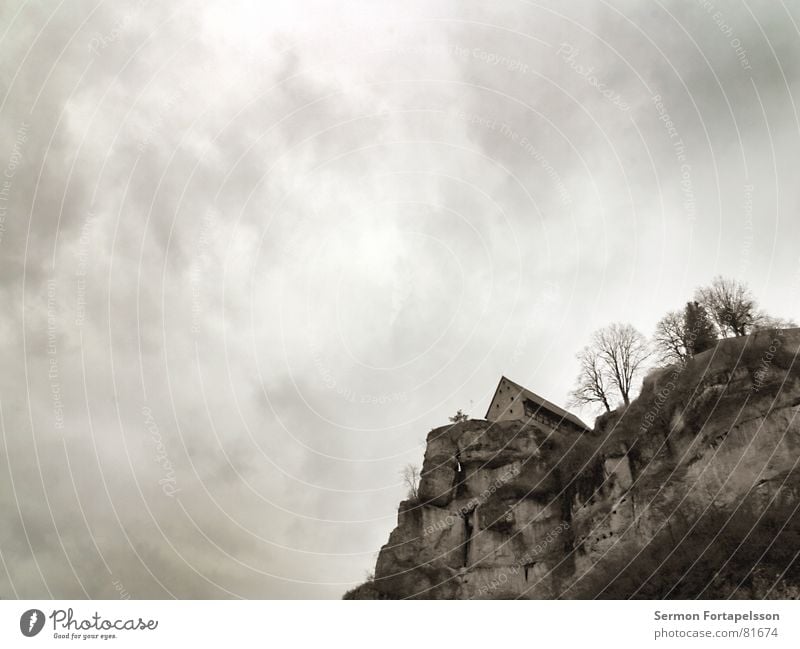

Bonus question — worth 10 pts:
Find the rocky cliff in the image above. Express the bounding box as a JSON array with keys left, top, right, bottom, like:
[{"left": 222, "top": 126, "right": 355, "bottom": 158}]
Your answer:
[{"left": 346, "top": 329, "right": 800, "bottom": 599}]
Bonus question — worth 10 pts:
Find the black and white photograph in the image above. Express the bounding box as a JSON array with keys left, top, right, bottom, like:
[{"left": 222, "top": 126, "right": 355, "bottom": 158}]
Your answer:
[{"left": 1, "top": 0, "right": 800, "bottom": 645}]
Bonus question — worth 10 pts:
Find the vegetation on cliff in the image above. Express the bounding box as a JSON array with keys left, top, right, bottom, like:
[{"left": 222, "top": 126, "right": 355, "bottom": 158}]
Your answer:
[{"left": 346, "top": 328, "right": 800, "bottom": 599}]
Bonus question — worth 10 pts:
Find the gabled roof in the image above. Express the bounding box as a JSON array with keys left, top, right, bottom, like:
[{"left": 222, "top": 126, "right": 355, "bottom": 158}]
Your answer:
[{"left": 486, "top": 375, "right": 591, "bottom": 432}]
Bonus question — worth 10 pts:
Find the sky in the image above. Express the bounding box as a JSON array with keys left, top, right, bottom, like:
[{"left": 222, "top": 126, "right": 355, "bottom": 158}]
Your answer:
[{"left": 1, "top": 0, "right": 799, "bottom": 599}]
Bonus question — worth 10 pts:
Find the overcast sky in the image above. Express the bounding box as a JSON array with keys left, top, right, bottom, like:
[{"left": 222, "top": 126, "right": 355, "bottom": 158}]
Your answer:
[{"left": 1, "top": 0, "right": 799, "bottom": 599}]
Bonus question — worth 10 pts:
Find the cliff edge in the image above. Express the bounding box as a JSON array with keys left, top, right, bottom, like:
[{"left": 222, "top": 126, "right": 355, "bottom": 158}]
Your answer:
[{"left": 346, "top": 329, "right": 800, "bottom": 599}]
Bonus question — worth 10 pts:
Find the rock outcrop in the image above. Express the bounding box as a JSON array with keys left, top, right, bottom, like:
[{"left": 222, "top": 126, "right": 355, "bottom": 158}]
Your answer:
[{"left": 346, "top": 329, "right": 800, "bottom": 599}]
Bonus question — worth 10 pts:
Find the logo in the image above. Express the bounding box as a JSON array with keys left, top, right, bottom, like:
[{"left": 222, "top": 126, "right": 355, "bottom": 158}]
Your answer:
[{"left": 20, "top": 609, "right": 45, "bottom": 637}]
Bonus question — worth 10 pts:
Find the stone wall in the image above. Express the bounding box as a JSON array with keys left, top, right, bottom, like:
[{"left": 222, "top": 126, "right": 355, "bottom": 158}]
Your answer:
[{"left": 346, "top": 329, "right": 800, "bottom": 599}]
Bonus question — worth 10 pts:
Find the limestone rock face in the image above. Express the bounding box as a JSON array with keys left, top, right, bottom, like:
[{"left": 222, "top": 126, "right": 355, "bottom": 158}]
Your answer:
[{"left": 345, "top": 329, "right": 800, "bottom": 599}]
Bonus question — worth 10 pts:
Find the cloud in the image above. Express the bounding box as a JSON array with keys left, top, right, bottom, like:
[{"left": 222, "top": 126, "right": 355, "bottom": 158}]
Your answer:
[{"left": 0, "top": 0, "right": 799, "bottom": 598}]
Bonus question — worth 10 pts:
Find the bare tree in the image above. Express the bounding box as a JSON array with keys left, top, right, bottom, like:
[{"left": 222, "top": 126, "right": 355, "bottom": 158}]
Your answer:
[
  {"left": 569, "top": 345, "right": 613, "bottom": 412},
  {"left": 654, "top": 302, "right": 717, "bottom": 363},
  {"left": 400, "top": 463, "right": 420, "bottom": 500},
  {"left": 653, "top": 310, "right": 689, "bottom": 364},
  {"left": 695, "top": 276, "right": 757, "bottom": 337},
  {"left": 753, "top": 312, "right": 798, "bottom": 331},
  {"left": 592, "top": 323, "right": 651, "bottom": 406}
]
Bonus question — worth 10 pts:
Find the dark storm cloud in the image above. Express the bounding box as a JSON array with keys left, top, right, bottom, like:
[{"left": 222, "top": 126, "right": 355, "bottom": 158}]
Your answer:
[{"left": 0, "top": 0, "right": 799, "bottom": 598}]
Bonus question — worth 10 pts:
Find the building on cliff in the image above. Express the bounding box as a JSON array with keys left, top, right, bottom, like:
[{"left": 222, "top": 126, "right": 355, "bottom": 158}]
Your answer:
[
  {"left": 486, "top": 376, "right": 590, "bottom": 434},
  {"left": 346, "top": 329, "right": 800, "bottom": 599}
]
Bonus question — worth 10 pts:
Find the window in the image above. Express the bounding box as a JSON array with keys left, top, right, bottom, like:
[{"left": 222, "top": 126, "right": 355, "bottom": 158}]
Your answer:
[
  {"left": 523, "top": 398, "right": 537, "bottom": 417},
  {"left": 524, "top": 398, "right": 560, "bottom": 428}
]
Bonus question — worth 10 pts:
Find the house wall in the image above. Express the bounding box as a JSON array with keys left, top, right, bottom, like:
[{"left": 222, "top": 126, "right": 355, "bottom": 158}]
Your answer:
[
  {"left": 487, "top": 378, "right": 583, "bottom": 433},
  {"left": 486, "top": 378, "right": 530, "bottom": 422}
]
